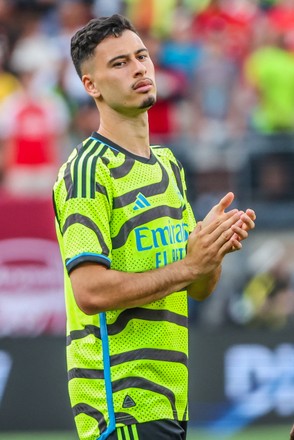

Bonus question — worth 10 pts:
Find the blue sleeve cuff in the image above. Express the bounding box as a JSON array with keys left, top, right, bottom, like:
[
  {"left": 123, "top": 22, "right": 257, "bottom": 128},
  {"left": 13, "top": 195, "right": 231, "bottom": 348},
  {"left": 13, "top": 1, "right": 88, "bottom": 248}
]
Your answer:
[{"left": 65, "top": 252, "right": 111, "bottom": 274}]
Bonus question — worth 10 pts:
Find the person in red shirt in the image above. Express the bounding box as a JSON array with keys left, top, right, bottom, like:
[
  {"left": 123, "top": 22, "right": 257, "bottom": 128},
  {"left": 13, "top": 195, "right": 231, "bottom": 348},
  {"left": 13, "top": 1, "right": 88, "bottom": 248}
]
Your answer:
[
  {"left": 192, "top": 0, "right": 258, "bottom": 63},
  {"left": 267, "top": 0, "right": 294, "bottom": 51},
  {"left": 0, "top": 39, "right": 70, "bottom": 197}
]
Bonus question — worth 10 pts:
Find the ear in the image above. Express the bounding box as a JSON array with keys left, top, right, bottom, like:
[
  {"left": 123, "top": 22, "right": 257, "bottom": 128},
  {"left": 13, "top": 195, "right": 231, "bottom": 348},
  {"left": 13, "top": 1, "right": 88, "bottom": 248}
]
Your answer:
[{"left": 82, "top": 74, "right": 101, "bottom": 99}]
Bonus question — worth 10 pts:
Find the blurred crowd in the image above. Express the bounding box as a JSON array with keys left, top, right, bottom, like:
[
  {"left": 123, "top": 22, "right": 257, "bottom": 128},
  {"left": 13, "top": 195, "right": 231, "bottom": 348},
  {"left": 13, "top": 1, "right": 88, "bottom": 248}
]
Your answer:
[
  {"left": 1, "top": 0, "right": 294, "bottom": 196},
  {"left": 0, "top": 0, "right": 294, "bottom": 329}
]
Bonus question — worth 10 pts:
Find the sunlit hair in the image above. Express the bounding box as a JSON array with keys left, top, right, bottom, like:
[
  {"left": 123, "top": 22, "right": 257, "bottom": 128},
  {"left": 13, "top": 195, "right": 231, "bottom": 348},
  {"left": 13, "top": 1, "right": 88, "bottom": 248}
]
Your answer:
[{"left": 71, "top": 14, "right": 138, "bottom": 79}]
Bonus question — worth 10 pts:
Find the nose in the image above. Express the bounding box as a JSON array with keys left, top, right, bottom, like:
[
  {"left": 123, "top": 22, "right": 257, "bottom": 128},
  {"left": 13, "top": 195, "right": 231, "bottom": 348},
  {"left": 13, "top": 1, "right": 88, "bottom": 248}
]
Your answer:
[{"left": 132, "top": 58, "right": 147, "bottom": 76}]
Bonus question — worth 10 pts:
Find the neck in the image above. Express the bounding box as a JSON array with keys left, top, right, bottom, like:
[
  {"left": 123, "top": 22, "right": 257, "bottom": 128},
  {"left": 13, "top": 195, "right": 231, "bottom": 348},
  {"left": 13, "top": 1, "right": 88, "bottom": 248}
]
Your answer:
[{"left": 97, "top": 107, "right": 151, "bottom": 158}]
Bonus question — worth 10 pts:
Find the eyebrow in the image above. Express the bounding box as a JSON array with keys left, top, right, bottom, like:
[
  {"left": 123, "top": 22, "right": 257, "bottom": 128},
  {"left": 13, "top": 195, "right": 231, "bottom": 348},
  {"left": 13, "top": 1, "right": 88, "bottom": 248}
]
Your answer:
[{"left": 107, "top": 48, "right": 148, "bottom": 66}]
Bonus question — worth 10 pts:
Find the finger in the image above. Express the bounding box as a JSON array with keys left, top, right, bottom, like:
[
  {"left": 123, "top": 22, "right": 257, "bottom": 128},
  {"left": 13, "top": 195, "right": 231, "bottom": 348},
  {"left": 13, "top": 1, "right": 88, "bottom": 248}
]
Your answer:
[
  {"left": 207, "top": 219, "right": 241, "bottom": 255},
  {"left": 206, "top": 211, "right": 242, "bottom": 241},
  {"left": 230, "top": 239, "right": 243, "bottom": 252},
  {"left": 219, "top": 233, "right": 243, "bottom": 256},
  {"left": 245, "top": 208, "right": 256, "bottom": 221},
  {"left": 216, "top": 192, "right": 235, "bottom": 213},
  {"left": 231, "top": 224, "right": 249, "bottom": 241},
  {"left": 199, "top": 213, "right": 243, "bottom": 258},
  {"left": 242, "top": 210, "right": 256, "bottom": 223},
  {"left": 240, "top": 212, "right": 256, "bottom": 231},
  {"left": 212, "top": 210, "right": 251, "bottom": 252},
  {"left": 202, "top": 210, "right": 241, "bottom": 236}
]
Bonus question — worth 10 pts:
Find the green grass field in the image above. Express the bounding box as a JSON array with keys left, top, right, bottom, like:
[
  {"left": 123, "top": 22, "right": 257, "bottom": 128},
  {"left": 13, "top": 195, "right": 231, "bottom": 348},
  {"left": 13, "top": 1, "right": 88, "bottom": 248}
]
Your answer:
[{"left": 0, "top": 425, "right": 291, "bottom": 440}]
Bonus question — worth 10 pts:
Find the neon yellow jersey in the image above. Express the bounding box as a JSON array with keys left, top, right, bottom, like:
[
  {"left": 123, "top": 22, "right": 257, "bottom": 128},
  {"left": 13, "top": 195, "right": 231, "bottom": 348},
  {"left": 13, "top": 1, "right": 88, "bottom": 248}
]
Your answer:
[{"left": 53, "top": 132, "right": 196, "bottom": 440}]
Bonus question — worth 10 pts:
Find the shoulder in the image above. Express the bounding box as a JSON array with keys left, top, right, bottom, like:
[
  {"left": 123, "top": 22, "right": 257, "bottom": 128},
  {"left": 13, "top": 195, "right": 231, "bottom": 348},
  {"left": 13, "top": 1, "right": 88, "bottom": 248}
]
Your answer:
[
  {"left": 151, "top": 144, "right": 180, "bottom": 163},
  {"left": 63, "top": 136, "right": 112, "bottom": 173},
  {"left": 151, "top": 145, "right": 183, "bottom": 169},
  {"left": 53, "top": 136, "right": 111, "bottom": 198}
]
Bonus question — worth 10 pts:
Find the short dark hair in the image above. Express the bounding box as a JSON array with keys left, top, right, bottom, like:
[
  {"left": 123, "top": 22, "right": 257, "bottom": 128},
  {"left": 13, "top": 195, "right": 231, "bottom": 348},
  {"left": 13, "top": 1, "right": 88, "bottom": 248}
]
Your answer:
[{"left": 71, "top": 14, "right": 138, "bottom": 79}]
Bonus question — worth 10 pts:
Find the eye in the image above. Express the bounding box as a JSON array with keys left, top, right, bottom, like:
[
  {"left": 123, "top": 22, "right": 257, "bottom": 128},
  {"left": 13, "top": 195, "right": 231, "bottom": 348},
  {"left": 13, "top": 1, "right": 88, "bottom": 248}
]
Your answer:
[
  {"left": 137, "top": 53, "right": 148, "bottom": 61},
  {"left": 113, "top": 61, "right": 126, "bottom": 68}
]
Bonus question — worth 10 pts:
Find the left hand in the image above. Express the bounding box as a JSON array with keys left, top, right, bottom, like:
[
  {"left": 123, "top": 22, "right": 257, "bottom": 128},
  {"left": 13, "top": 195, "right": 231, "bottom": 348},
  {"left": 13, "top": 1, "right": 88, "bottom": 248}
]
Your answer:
[
  {"left": 201, "top": 192, "right": 256, "bottom": 253},
  {"left": 230, "top": 208, "right": 256, "bottom": 252}
]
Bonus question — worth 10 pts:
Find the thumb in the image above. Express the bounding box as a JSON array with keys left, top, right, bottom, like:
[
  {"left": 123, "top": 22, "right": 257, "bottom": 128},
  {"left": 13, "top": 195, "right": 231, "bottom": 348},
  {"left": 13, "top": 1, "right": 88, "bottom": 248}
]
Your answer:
[
  {"left": 202, "top": 192, "right": 235, "bottom": 227},
  {"left": 216, "top": 192, "right": 235, "bottom": 213}
]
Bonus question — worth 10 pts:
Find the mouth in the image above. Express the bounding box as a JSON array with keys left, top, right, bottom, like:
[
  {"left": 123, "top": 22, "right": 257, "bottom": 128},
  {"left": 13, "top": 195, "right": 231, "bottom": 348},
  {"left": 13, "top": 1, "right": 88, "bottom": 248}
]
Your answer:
[{"left": 132, "top": 78, "right": 153, "bottom": 93}]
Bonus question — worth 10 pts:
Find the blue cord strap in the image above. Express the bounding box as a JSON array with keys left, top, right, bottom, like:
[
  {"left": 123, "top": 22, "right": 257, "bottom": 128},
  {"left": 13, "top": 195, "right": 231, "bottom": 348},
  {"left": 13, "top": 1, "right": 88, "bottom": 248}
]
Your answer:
[{"left": 97, "top": 312, "right": 116, "bottom": 440}]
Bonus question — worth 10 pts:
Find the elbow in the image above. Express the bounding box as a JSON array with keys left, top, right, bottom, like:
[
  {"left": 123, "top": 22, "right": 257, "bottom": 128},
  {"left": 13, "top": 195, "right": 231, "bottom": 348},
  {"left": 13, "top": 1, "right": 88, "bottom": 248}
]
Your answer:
[
  {"left": 77, "top": 302, "right": 99, "bottom": 315},
  {"left": 187, "top": 283, "right": 216, "bottom": 302},
  {"left": 74, "top": 289, "right": 108, "bottom": 315},
  {"left": 188, "top": 290, "right": 213, "bottom": 302},
  {"left": 69, "top": 263, "right": 112, "bottom": 315}
]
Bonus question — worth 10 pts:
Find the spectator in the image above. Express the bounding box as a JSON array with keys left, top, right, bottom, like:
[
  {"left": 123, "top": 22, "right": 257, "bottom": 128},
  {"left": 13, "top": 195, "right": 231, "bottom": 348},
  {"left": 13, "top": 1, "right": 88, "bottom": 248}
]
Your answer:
[
  {"left": 228, "top": 239, "right": 294, "bottom": 329},
  {"left": 0, "top": 35, "right": 20, "bottom": 185},
  {"left": 192, "top": 0, "right": 258, "bottom": 64},
  {"left": 190, "top": 19, "right": 243, "bottom": 151},
  {"left": 0, "top": 35, "right": 70, "bottom": 197},
  {"left": 159, "top": 12, "right": 202, "bottom": 86},
  {"left": 92, "top": 0, "right": 125, "bottom": 16},
  {"left": 0, "top": 36, "right": 20, "bottom": 104},
  {"left": 243, "top": 21, "right": 294, "bottom": 134},
  {"left": 124, "top": 0, "right": 178, "bottom": 37},
  {"left": 143, "top": 32, "right": 189, "bottom": 145},
  {"left": 267, "top": 0, "right": 294, "bottom": 52},
  {"left": 52, "top": 0, "right": 94, "bottom": 109},
  {"left": 71, "top": 100, "right": 100, "bottom": 144}
]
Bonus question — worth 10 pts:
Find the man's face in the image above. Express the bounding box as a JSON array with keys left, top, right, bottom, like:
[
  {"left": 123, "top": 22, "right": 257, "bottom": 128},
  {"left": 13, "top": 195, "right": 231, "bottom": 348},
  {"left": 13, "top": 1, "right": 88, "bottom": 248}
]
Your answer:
[{"left": 82, "top": 30, "right": 157, "bottom": 116}]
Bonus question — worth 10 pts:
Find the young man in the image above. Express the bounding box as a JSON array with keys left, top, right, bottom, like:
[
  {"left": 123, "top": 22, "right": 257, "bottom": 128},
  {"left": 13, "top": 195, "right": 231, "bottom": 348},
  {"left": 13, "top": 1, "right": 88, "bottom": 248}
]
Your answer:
[{"left": 53, "top": 14, "right": 256, "bottom": 440}]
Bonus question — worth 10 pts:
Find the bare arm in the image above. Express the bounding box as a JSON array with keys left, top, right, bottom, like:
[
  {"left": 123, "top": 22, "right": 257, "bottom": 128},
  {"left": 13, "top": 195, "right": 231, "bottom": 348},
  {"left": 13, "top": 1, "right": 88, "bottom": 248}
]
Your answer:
[
  {"left": 70, "top": 193, "right": 256, "bottom": 315},
  {"left": 70, "top": 257, "right": 203, "bottom": 315}
]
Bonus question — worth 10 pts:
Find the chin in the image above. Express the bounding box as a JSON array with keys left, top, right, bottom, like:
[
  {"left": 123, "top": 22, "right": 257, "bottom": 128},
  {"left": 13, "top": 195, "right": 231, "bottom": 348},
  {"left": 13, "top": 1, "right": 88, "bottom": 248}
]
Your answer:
[{"left": 140, "top": 95, "right": 156, "bottom": 109}]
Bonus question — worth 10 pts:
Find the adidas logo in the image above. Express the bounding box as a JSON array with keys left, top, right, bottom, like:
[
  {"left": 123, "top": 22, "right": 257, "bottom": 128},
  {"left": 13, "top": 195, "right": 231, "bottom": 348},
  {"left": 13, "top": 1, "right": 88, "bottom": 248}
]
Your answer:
[
  {"left": 122, "top": 395, "right": 136, "bottom": 408},
  {"left": 133, "top": 193, "right": 151, "bottom": 211}
]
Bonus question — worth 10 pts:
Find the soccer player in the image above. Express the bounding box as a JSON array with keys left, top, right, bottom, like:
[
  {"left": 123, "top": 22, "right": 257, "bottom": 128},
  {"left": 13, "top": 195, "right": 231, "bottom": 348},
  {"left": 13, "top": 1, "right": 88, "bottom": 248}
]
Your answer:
[{"left": 53, "top": 14, "right": 256, "bottom": 440}]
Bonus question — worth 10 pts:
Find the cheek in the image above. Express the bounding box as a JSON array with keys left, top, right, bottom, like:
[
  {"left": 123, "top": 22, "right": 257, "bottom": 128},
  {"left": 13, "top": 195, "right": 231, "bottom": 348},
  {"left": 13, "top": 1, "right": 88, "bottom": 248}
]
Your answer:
[
  {"left": 100, "top": 77, "right": 127, "bottom": 99},
  {"left": 147, "top": 60, "right": 155, "bottom": 76}
]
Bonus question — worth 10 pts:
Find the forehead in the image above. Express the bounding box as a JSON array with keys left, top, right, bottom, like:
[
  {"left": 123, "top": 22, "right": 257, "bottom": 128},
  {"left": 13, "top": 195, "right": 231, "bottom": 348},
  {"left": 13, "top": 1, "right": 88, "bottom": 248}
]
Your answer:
[{"left": 94, "top": 29, "right": 146, "bottom": 63}]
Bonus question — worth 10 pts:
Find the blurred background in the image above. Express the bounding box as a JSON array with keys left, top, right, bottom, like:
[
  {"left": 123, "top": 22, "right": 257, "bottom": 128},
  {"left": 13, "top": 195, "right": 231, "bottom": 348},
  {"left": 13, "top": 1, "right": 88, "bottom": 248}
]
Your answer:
[{"left": 0, "top": 0, "right": 294, "bottom": 439}]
